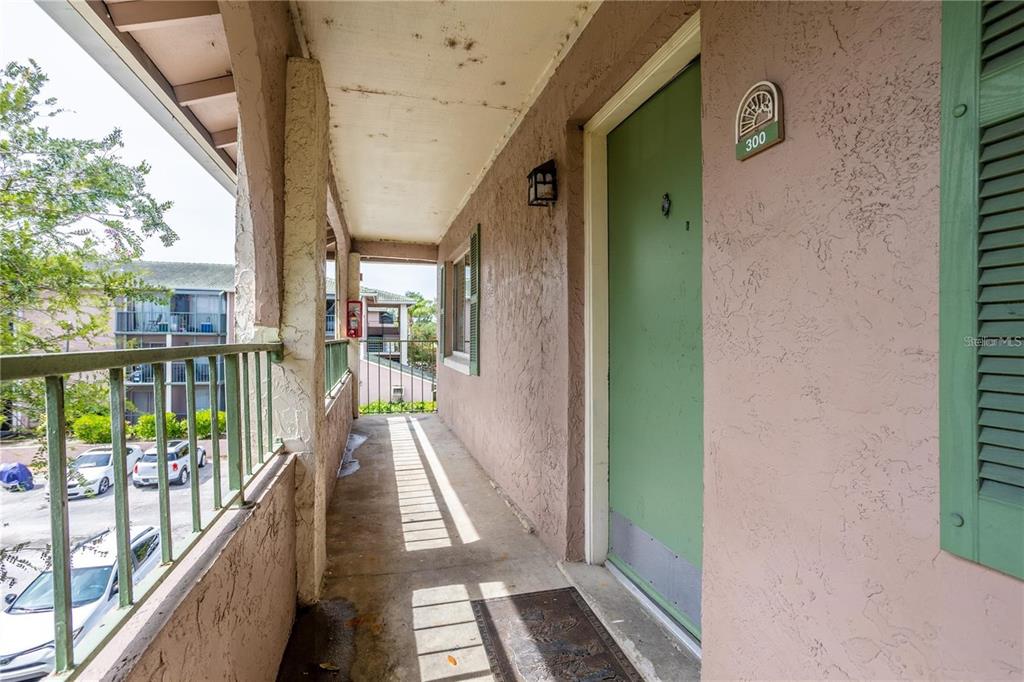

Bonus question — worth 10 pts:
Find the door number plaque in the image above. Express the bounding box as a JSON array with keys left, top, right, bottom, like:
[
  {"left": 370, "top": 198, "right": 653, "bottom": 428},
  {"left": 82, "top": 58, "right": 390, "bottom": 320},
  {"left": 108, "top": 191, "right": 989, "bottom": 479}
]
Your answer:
[{"left": 735, "top": 81, "right": 784, "bottom": 161}]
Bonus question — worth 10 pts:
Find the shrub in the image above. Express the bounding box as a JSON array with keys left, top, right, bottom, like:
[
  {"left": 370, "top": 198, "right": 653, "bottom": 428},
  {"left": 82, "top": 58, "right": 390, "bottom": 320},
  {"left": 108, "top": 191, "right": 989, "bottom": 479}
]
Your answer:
[
  {"left": 194, "top": 410, "right": 226, "bottom": 439},
  {"left": 134, "top": 412, "right": 184, "bottom": 440},
  {"left": 71, "top": 414, "right": 111, "bottom": 443},
  {"left": 359, "top": 400, "right": 436, "bottom": 415}
]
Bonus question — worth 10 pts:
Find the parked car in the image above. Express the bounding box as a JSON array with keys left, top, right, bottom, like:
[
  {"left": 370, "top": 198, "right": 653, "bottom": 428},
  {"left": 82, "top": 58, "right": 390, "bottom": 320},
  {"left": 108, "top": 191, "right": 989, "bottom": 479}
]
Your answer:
[
  {"left": 0, "top": 527, "right": 161, "bottom": 681},
  {"left": 66, "top": 445, "right": 145, "bottom": 499},
  {"left": 132, "top": 440, "right": 205, "bottom": 488}
]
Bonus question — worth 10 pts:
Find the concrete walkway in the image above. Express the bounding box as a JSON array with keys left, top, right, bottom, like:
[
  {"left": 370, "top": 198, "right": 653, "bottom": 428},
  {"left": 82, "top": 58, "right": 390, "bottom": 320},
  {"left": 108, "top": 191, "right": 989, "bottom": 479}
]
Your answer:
[
  {"left": 285, "top": 414, "right": 698, "bottom": 681},
  {"left": 316, "top": 414, "right": 566, "bottom": 681}
]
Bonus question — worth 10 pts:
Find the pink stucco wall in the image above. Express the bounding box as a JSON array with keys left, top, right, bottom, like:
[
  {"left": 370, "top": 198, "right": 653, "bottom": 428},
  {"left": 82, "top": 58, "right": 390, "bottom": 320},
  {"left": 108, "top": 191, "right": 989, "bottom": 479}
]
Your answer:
[
  {"left": 435, "top": 0, "right": 1023, "bottom": 675},
  {"left": 77, "top": 456, "right": 297, "bottom": 680},
  {"left": 700, "top": 1, "right": 1022, "bottom": 677},
  {"left": 437, "top": 1, "right": 698, "bottom": 560}
]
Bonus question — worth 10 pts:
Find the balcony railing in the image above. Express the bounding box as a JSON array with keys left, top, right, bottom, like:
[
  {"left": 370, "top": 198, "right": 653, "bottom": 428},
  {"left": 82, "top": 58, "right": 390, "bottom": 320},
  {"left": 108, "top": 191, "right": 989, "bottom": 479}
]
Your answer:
[
  {"left": 115, "top": 311, "right": 227, "bottom": 335},
  {"left": 125, "top": 358, "right": 225, "bottom": 385},
  {"left": 0, "top": 342, "right": 282, "bottom": 676},
  {"left": 358, "top": 339, "right": 437, "bottom": 413},
  {"left": 325, "top": 339, "right": 349, "bottom": 396}
]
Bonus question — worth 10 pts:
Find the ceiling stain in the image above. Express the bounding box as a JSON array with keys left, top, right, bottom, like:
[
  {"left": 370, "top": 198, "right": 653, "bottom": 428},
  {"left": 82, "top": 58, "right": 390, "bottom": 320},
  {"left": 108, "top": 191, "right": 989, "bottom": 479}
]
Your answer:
[{"left": 336, "top": 85, "right": 519, "bottom": 112}]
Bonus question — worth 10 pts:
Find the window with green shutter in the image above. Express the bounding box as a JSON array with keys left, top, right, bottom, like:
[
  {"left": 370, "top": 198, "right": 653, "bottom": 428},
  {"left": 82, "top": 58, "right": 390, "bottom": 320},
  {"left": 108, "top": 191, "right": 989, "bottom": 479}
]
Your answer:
[
  {"left": 438, "top": 261, "right": 446, "bottom": 357},
  {"left": 439, "top": 225, "right": 480, "bottom": 376},
  {"left": 469, "top": 223, "right": 481, "bottom": 376},
  {"left": 940, "top": 0, "right": 1024, "bottom": 580}
]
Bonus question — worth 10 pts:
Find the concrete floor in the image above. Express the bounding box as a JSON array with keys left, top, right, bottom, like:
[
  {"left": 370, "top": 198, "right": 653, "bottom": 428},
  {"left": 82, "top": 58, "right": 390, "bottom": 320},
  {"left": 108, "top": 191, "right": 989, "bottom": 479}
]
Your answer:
[
  {"left": 295, "top": 414, "right": 699, "bottom": 682},
  {"left": 316, "top": 414, "right": 566, "bottom": 681}
]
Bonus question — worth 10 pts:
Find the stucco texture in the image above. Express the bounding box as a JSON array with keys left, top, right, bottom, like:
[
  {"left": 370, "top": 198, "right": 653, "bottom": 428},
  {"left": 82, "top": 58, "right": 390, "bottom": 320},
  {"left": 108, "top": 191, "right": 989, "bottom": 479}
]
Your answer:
[
  {"left": 280, "top": 57, "right": 331, "bottom": 604},
  {"left": 700, "top": 2, "right": 1022, "bottom": 678},
  {"left": 78, "top": 457, "right": 297, "bottom": 681},
  {"left": 438, "top": 1, "right": 698, "bottom": 561}
]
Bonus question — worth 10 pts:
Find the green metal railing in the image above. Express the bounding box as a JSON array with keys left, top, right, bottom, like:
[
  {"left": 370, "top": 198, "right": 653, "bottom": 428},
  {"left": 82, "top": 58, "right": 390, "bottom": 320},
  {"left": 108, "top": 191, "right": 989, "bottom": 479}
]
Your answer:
[
  {"left": 0, "top": 342, "right": 283, "bottom": 675},
  {"left": 357, "top": 339, "right": 437, "bottom": 413},
  {"left": 325, "top": 339, "right": 349, "bottom": 396}
]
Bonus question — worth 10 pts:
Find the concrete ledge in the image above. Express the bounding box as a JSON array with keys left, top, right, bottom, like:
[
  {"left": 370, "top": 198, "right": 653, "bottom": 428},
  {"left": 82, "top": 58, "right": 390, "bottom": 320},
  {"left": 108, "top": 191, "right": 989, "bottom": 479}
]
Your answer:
[
  {"left": 75, "top": 454, "right": 298, "bottom": 681},
  {"left": 558, "top": 561, "right": 701, "bottom": 681}
]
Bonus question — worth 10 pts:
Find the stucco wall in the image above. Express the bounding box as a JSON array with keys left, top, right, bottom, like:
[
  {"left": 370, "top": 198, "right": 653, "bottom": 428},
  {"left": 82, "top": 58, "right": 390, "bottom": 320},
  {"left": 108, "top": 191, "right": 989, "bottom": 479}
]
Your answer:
[
  {"left": 700, "top": 2, "right": 1022, "bottom": 678},
  {"left": 437, "top": 1, "right": 698, "bottom": 560},
  {"left": 323, "top": 376, "right": 354, "bottom": 505},
  {"left": 78, "top": 456, "right": 297, "bottom": 681}
]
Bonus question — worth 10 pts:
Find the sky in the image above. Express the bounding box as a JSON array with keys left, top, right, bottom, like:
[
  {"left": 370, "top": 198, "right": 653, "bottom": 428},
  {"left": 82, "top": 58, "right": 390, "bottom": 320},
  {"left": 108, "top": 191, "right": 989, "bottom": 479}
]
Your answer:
[{"left": 0, "top": 1, "right": 436, "bottom": 300}]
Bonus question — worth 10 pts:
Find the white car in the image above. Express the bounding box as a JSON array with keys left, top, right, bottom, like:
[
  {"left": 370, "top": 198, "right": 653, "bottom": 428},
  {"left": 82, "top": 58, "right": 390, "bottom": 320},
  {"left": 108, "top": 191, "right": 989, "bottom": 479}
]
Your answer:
[
  {"left": 66, "top": 445, "right": 145, "bottom": 499},
  {"left": 132, "top": 440, "right": 206, "bottom": 488},
  {"left": 0, "top": 527, "right": 161, "bottom": 681}
]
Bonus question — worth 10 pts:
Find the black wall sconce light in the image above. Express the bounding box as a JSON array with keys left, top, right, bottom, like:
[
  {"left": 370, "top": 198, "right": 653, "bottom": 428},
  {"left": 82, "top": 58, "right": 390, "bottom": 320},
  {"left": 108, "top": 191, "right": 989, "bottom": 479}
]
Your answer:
[{"left": 527, "top": 160, "right": 557, "bottom": 206}]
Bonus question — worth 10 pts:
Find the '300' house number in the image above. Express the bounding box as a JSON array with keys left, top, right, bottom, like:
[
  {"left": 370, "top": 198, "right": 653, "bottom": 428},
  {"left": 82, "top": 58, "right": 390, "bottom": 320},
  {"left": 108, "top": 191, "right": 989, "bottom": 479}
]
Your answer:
[{"left": 735, "top": 81, "right": 784, "bottom": 161}]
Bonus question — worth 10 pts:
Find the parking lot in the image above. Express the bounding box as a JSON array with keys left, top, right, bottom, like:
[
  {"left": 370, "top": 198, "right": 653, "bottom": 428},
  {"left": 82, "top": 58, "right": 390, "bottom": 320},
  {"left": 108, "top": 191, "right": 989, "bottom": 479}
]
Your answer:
[{"left": 1, "top": 438, "right": 236, "bottom": 597}]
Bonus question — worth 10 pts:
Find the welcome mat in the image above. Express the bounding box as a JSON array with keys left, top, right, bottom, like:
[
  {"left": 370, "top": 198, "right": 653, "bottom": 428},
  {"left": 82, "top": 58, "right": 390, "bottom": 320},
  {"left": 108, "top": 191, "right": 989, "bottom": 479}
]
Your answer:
[{"left": 471, "top": 587, "right": 642, "bottom": 681}]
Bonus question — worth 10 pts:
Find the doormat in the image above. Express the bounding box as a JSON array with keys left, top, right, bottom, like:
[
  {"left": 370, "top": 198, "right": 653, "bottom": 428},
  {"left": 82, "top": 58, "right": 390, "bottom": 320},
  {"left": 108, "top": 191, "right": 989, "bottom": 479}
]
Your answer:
[{"left": 471, "top": 587, "right": 641, "bottom": 682}]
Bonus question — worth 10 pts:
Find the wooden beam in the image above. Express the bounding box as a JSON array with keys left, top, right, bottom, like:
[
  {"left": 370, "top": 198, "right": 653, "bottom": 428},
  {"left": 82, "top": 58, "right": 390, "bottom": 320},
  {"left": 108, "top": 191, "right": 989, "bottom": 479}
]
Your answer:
[
  {"left": 211, "top": 128, "right": 238, "bottom": 149},
  {"left": 108, "top": 1, "right": 220, "bottom": 33},
  {"left": 174, "top": 75, "right": 235, "bottom": 106},
  {"left": 351, "top": 239, "right": 438, "bottom": 263}
]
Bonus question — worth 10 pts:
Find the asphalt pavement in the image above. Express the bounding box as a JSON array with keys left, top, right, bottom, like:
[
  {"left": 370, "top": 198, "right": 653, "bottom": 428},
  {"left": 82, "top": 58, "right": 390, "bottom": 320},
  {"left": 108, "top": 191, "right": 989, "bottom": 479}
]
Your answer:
[{"left": 1, "top": 438, "right": 240, "bottom": 596}]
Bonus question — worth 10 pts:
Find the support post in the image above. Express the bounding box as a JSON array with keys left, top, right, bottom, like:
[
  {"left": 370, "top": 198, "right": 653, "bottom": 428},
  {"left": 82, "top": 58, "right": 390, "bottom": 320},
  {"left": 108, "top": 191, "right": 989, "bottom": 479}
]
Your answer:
[{"left": 281, "top": 57, "right": 329, "bottom": 604}]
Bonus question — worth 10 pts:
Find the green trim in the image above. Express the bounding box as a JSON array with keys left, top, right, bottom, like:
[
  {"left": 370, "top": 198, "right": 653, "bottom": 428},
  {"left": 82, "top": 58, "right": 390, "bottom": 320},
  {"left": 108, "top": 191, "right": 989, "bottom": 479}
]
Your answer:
[
  {"left": 0, "top": 342, "right": 282, "bottom": 381},
  {"left": 108, "top": 367, "right": 134, "bottom": 607},
  {"left": 940, "top": 0, "right": 1024, "bottom": 579},
  {"left": 438, "top": 262, "right": 446, "bottom": 358},
  {"left": 45, "top": 376, "right": 74, "bottom": 671},
  {"left": 469, "top": 223, "right": 481, "bottom": 376},
  {"left": 939, "top": 0, "right": 982, "bottom": 563}
]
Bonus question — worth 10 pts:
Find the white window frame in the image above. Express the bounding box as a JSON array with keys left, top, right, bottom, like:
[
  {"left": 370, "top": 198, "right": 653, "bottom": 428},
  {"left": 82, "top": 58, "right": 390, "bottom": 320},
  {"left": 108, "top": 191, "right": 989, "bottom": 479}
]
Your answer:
[{"left": 443, "top": 242, "right": 471, "bottom": 374}]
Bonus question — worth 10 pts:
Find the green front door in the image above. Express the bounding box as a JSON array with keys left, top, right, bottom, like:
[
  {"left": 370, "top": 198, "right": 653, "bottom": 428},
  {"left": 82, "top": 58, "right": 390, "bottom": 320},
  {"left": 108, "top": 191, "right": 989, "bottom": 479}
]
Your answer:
[{"left": 607, "top": 60, "right": 703, "bottom": 639}]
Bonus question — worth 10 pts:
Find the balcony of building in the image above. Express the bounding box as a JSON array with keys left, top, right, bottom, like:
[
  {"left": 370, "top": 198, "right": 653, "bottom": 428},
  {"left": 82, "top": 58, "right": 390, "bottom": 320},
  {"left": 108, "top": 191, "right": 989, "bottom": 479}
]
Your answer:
[{"left": 1, "top": 1, "right": 1020, "bottom": 681}]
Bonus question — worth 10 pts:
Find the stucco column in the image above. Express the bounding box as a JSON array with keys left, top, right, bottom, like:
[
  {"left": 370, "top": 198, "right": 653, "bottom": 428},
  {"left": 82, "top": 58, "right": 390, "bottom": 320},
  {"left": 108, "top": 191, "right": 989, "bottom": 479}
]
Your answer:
[
  {"left": 232, "top": 141, "right": 279, "bottom": 345},
  {"left": 279, "top": 57, "right": 329, "bottom": 604}
]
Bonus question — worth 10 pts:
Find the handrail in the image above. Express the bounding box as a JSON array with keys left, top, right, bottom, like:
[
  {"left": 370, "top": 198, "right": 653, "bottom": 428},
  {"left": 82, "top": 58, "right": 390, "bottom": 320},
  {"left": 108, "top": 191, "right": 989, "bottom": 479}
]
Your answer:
[
  {"left": 0, "top": 342, "right": 282, "bottom": 381},
  {"left": 0, "top": 342, "right": 282, "bottom": 675},
  {"left": 324, "top": 338, "right": 349, "bottom": 396}
]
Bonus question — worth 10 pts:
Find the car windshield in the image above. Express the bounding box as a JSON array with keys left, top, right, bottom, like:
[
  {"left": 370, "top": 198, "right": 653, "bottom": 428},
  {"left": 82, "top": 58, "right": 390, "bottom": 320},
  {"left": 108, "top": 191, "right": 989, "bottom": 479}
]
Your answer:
[
  {"left": 72, "top": 453, "right": 111, "bottom": 468},
  {"left": 141, "top": 453, "right": 159, "bottom": 462},
  {"left": 9, "top": 566, "right": 113, "bottom": 612}
]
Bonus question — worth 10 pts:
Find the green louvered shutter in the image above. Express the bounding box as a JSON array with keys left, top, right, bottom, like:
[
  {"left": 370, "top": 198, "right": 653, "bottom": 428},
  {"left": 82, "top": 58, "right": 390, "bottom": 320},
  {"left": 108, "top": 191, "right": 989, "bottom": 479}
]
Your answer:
[
  {"left": 469, "top": 224, "right": 481, "bottom": 376},
  {"left": 438, "top": 262, "right": 446, "bottom": 360},
  {"left": 941, "top": 0, "right": 1024, "bottom": 579}
]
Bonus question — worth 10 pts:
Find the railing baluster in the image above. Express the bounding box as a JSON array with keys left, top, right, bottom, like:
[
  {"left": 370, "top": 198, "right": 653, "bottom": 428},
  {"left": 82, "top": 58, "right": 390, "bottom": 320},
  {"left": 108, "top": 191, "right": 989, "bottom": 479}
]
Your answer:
[
  {"left": 208, "top": 354, "right": 222, "bottom": 509},
  {"left": 326, "top": 342, "right": 333, "bottom": 392},
  {"left": 254, "top": 352, "right": 264, "bottom": 464},
  {"left": 185, "top": 359, "right": 201, "bottom": 532},
  {"left": 153, "top": 363, "right": 172, "bottom": 562},
  {"left": 266, "top": 352, "right": 274, "bottom": 453},
  {"left": 224, "top": 354, "right": 244, "bottom": 503},
  {"left": 109, "top": 368, "right": 133, "bottom": 607},
  {"left": 44, "top": 376, "right": 73, "bottom": 671},
  {"left": 241, "top": 352, "right": 252, "bottom": 476}
]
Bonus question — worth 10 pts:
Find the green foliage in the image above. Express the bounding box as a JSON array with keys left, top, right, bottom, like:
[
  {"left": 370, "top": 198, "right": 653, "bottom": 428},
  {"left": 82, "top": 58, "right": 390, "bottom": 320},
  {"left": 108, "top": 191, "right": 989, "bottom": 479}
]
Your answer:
[
  {"left": 404, "top": 291, "right": 436, "bottom": 325},
  {"left": 194, "top": 409, "right": 226, "bottom": 439},
  {"left": 20, "top": 379, "right": 133, "bottom": 440},
  {"left": 360, "top": 400, "right": 436, "bottom": 415},
  {"left": 133, "top": 412, "right": 184, "bottom": 440},
  {"left": 1, "top": 60, "right": 175, "bottom": 435},
  {"left": 71, "top": 414, "right": 111, "bottom": 444}
]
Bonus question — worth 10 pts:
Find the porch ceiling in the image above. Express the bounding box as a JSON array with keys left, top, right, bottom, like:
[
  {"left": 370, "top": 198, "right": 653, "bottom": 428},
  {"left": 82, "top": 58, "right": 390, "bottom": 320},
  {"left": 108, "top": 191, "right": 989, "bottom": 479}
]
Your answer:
[{"left": 299, "top": 1, "right": 599, "bottom": 244}]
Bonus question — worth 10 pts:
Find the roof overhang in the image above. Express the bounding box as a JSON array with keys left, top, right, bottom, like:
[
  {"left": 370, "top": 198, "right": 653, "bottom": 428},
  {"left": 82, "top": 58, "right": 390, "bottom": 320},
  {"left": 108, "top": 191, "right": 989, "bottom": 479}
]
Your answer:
[{"left": 38, "top": 0, "right": 236, "bottom": 192}]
